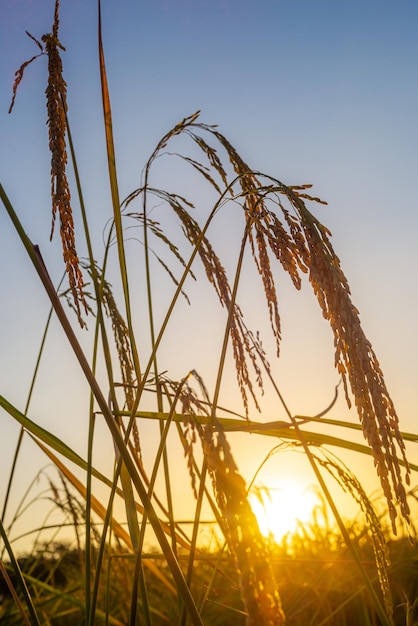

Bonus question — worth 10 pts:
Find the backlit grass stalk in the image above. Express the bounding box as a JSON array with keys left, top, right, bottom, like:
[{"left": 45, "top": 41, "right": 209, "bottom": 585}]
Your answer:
[
  {"left": 67, "top": 103, "right": 144, "bottom": 622},
  {"left": 97, "top": 0, "right": 141, "bottom": 388},
  {"left": 128, "top": 376, "right": 194, "bottom": 626},
  {"left": 135, "top": 142, "right": 180, "bottom": 624},
  {"left": 61, "top": 119, "right": 98, "bottom": 621},
  {"left": 66, "top": 104, "right": 127, "bottom": 621},
  {"left": 180, "top": 458, "right": 209, "bottom": 626},
  {"left": 96, "top": 11, "right": 148, "bottom": 597},
  {"left": 202, "top": 207, "right": 286, "bottom": 623},
  {"left": 314, "top": 450, "right": 393, "bottom": 619},
  {"left": 66, "top": 13, "right": 158, "bottom": 615}
]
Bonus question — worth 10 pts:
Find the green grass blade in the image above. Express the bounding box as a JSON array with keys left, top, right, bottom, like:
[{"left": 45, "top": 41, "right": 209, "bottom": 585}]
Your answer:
[
  {"left": 9, "top": 569, "right": 126, "bottom": 626},
  {"left": 1, "top": 299, "right": 56, "bottom": 525},
  {"left": 0, "top": 560, "right": 32, "bottom": 626},
  {"left": 0, "top": 395, "right": 91, "bottom": 467},
  {"left": 0, "top": 519, "right": 41, "bottom": 625},
  {"left": 97, "top": 0, "right": 141, "bottom": 385},
  {"left": 118, "top": 409, "right": 417, "bottom": 473}
]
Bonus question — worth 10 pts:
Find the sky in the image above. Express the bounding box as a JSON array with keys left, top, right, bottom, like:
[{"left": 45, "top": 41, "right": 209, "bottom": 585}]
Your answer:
[{"left": 0, "top": 0, "right": 417, "bottom": 550}]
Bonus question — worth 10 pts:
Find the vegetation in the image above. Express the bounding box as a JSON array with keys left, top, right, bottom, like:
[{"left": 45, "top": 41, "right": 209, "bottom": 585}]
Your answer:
[
  {"left": 0, "top": 1, "right": 416, "bottom": 624},
  {"left": 1, "top": 488, "right": 418, "bottom": 625}
]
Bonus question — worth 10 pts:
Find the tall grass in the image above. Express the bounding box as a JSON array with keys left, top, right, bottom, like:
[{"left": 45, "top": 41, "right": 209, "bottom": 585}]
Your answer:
[{"left": 0, "top": 1, "right": 415, "bottom": 624}]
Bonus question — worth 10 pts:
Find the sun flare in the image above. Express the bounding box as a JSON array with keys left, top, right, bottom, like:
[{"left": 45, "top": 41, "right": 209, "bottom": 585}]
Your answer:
[{"left": 250, "top": 482, "right": 319, "bottom": 542}]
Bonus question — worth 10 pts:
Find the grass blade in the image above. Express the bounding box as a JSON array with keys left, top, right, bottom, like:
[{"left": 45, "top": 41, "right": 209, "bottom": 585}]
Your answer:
[{"left": 0, "top": 519, "right": 41, "bottom": 625}]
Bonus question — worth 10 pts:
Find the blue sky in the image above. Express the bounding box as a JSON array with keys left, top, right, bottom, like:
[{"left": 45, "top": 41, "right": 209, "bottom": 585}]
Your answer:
[{"left": 1, "top": 0, "right": 417, "bottom": 546}]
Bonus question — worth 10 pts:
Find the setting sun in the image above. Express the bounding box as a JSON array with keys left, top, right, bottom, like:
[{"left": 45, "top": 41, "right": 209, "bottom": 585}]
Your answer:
[{"left": 250, "top": 482, "right": 319, "bottom": 542}]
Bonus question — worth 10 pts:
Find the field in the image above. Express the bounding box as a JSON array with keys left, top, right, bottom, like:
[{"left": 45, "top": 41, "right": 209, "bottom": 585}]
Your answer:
[{"left": 1, "top": 511, "right": 418, "bottom": 624}]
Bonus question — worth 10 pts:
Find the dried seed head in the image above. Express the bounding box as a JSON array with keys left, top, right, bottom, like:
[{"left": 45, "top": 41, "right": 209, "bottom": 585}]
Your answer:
[
  {"left": 9, "top": 0, "right": 87, "bottom": 326},
  {"left": 91, "top": 262, "right": 141, "bottom": 459},
  {"left": 290, "top": 196, "right": 411, "bottom": 532},
  {"left": 203, "top": 425, "right": 286, "bottom": 625},
  {"left": 42, "top": 20, "right": 87, "bottom": 327},
  {"left": 315, "top": 450, "right": 394, "bottom": 623}
]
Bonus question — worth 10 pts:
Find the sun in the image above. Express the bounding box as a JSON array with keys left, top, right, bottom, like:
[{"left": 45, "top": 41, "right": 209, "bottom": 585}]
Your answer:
[{"left": 249, "top": 481, "right": 319, "bottom": 542}]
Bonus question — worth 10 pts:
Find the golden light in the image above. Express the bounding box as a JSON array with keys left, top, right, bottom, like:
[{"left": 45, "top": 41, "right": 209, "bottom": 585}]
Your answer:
[{"left": 250, "top": 481, "right": 319, "bottom": 542}]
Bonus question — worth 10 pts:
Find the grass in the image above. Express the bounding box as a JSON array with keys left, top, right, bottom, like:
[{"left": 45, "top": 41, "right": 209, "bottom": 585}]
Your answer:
[
  {"left": 0, "top": 1, "right": 416, "bottom": 624},
  {"left": 1, "top": 492, "right": 418, "bottom": 625}
]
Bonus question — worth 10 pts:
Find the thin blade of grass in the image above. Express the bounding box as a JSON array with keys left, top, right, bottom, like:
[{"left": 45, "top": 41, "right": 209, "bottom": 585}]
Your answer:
[
  {"left": 97, "top": 0, "right": 141, "bottom": 386},
  {"left": 0, "top": 560, "right": 32, "bottom": 626},
  {"left": 1, "top": 300, "right": 55, "bottom": 524},
  {"left": 11, "top": 570, "right": 126, "bottom": 626},
  {"left": 0, "top": 519, "right": 41, "bottom": 625},
  {"left": 116, "top": 409, "right": 418, "bottom": 472},
  {"left": 0, "top": 394, "right": 91, "bottom": 468}
]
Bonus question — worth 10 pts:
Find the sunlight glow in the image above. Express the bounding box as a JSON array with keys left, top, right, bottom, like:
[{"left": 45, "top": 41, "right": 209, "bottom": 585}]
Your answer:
[{"left": 250, "top": 482, "right": 319, "bottom": 542}]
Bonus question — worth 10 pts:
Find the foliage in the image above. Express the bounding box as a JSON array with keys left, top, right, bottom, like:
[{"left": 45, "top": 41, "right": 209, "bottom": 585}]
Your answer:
[{"left": 1, "top": 518, "right": 418, "bottom": 625}]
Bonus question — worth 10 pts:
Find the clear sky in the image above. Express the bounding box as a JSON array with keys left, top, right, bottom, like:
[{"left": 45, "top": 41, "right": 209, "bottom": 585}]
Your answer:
[{"left": 1, "top": 0, "right": 417, "bottom": 548}]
